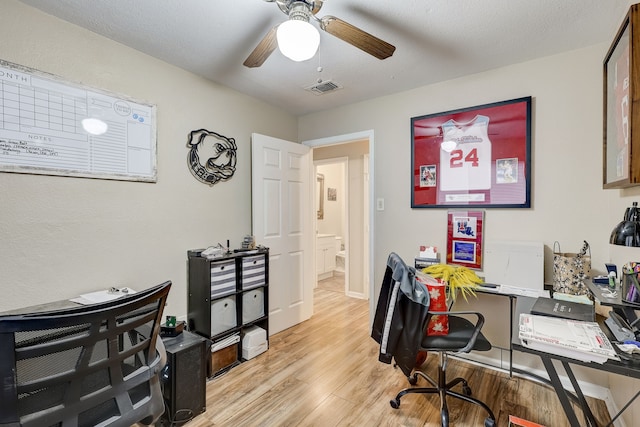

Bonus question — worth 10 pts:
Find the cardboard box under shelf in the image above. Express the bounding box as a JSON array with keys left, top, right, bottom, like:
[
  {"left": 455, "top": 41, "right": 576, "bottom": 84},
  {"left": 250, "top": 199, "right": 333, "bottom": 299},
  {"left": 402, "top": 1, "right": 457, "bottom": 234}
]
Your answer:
[{"left": 209, "top": 336, "right": 240, "bottom": 378}]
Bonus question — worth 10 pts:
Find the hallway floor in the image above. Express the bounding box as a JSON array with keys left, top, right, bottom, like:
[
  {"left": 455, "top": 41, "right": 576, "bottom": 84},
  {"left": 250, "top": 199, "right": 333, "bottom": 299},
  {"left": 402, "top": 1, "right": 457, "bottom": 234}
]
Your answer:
[{"left": 317, "top": 271, "right": 345, "bottom": 294}]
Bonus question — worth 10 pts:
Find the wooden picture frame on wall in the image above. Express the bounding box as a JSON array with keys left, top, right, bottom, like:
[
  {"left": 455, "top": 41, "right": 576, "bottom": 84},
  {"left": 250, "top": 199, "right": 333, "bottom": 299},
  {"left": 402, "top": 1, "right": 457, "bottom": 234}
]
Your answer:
[{"left": 604, "top": 4, "right": 640, "bottom": 188}]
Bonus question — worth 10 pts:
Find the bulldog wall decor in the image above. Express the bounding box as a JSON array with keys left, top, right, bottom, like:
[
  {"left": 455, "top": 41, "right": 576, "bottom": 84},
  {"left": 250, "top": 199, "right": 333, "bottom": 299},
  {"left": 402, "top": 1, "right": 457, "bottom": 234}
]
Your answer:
[{"left": 187, "top": 129, "right": 237, "bottom": 186}]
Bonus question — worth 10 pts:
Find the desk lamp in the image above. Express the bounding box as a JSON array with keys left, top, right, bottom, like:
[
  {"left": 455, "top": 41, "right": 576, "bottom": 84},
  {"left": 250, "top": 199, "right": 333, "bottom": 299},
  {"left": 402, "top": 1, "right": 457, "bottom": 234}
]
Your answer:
[{"left": 610, "top": 202, "right": 640, "bottom": 247}]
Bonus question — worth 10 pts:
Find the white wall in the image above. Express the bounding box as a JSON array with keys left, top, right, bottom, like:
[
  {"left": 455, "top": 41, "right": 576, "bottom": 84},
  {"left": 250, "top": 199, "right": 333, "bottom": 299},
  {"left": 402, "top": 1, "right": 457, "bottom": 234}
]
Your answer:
[
  {"left": 300, "top": 44, "right": 610, "bottom": 292},
  {"left": 0, "top": 1, "right": 298, "bottom": 315},
  {"left": 299, "top": 45, "right": 640, "bottom": 424}
]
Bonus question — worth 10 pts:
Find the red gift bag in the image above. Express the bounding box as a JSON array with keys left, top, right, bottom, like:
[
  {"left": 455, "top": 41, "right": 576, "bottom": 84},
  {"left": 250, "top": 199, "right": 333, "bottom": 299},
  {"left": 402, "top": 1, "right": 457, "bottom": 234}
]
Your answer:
[
  {"left": 424, "top": 278, "right": 449, "bottom": 335},
  {"left": 415, "top": 275, "right": 449, "bottom": 367}
]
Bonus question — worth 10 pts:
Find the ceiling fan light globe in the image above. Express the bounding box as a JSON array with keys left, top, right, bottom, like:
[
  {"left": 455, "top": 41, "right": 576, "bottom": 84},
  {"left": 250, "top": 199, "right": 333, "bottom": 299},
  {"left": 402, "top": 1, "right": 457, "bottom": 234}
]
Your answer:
[{"left": 277, "top": 20, "right": 320, "bottom": 62}]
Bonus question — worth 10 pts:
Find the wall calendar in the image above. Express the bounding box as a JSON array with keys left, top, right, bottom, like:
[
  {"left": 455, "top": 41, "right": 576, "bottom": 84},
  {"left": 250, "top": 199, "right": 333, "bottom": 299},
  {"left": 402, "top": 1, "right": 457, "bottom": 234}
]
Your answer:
[{"left": 0, "top": 59, "right": 157, "bottom": 182}]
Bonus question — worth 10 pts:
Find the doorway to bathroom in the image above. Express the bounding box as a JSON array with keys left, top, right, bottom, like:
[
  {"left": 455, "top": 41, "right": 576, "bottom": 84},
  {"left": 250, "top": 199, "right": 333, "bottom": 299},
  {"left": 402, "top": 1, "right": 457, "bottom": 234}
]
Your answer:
[
  {"left": 313, "top": 139, "right": 369, "bottom": 300},
  {"left": 315, "top": 158, "right": 348, "bottom": 294}
]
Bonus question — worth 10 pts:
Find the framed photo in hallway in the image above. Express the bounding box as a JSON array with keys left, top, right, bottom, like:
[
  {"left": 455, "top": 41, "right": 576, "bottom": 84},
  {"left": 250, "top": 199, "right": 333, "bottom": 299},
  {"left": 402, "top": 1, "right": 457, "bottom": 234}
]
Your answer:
[{"left": 411, "top": 97, "right": 532, "bottom": 208}]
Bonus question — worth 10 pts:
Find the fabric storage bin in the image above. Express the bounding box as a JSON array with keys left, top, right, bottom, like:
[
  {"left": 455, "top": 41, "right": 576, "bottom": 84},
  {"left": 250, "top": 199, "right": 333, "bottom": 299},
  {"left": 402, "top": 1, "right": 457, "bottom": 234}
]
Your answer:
[
  {"left": 242, "top": 326, "right": 268, "bottom": 360},
  {"left": 210, "top": 259, "right": 236, "bottom": 298},
  {"left": 211, "top": 296, "right": 237, "bottom": 336},
  {"left": 242, "top": 288, "right": 265, "bottom": 324},
  {"left": 241, "top": 255, "right": 266, "bottom": 290},
  {"left": 209, "top": 333, "right": 240, "bottom": 377}
]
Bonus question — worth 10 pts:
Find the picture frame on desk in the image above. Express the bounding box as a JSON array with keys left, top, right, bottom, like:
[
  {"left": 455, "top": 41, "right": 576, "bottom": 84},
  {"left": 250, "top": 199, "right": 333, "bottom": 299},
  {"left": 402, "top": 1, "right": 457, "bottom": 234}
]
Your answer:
[
  {"left": 603, "top": 4, "right": 640, "bottom": 188},
  {"left": 411, "top": 97, "right": 532, "bottom": 208}
]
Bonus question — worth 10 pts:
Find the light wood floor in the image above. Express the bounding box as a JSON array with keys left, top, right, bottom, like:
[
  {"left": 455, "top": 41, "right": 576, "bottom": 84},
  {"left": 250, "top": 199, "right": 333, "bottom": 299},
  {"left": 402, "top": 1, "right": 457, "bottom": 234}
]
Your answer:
[{"left": 191, "top": 274, "right": 612, "bottom": 426}]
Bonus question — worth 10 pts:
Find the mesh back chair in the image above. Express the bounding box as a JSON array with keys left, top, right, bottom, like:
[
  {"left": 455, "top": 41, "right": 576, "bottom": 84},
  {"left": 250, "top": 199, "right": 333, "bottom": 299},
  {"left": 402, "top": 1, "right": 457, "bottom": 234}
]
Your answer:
[
  {"left": 0, "top": 281, "right": 171, "bottom": 427},
  {"left": 372, "top": 253, "right": 496, "bottom": 427}
]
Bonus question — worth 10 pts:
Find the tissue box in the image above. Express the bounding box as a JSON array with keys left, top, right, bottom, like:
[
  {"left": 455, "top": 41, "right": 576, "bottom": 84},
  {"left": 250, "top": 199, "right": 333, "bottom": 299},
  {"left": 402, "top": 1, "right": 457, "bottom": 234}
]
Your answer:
[{"left": 242, "top": 326, "right": 268, "bottom": 360}]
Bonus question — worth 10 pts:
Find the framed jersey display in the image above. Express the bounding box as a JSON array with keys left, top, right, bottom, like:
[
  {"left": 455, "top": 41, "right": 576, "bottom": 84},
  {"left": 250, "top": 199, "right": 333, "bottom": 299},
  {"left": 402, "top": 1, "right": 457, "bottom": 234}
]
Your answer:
[
  {"left": 411, "top": 97, "right": 532, "bottom": 208},
  {"left": 603, "top": 4, "right": 640, "bottom": 189}
]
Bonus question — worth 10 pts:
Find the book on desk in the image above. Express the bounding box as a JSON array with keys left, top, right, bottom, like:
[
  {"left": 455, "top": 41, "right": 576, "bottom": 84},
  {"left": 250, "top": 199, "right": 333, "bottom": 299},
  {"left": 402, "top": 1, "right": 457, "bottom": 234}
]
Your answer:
[{"left": 530, "top": 297, "right": 595, "bottom": 322}]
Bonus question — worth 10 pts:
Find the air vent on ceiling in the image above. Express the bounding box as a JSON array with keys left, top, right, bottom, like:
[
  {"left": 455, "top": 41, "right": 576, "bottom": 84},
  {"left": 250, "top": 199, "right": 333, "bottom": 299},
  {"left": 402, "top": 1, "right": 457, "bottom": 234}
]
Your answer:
[{"left": 305, "top": 80, "right": 343, "bottom": 95}]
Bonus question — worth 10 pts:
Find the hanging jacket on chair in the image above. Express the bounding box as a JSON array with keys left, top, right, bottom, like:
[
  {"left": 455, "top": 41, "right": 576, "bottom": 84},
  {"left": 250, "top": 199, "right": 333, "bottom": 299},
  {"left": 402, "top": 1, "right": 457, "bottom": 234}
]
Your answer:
[{"left": 371, "top": 252, "right": 430, "bottom": 377}]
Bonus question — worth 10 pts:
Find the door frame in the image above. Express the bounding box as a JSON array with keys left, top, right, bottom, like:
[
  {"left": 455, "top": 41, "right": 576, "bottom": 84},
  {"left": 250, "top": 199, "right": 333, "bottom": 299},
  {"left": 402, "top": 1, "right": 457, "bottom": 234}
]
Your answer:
[
  {"left": 314, "top": 157, "right": 350, "bottom": 295},
  {"left": 303, "top": 130, "right": 375, "bottom": 321}
]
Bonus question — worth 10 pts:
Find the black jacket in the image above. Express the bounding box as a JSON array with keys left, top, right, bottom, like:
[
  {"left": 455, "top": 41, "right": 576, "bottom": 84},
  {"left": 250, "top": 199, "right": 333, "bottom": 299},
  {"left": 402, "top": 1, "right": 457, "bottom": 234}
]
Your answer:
[{"left": 371, "top": 252, "right": 430, "bottom": 377}]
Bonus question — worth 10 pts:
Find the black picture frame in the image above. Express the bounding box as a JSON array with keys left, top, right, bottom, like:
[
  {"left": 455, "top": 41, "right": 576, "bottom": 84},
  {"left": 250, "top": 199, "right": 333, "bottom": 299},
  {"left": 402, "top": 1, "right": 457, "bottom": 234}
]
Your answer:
[{"left": 411, "top": 97, "right": 532, "bottom": 208}]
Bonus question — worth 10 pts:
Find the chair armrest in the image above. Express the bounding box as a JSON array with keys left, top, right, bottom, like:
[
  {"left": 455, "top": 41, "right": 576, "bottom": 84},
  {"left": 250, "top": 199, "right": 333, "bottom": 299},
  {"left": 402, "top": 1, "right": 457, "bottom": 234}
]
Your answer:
[{"left": 426, "top": 310, "right": 485, "bottom": 353}]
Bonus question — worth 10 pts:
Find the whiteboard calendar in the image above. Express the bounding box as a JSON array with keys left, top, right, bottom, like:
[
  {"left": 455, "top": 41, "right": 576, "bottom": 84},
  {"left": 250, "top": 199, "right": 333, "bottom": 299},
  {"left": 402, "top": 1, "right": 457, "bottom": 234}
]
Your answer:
[{"left": 0, "top": 60, "right": 156, "bottom": 182}]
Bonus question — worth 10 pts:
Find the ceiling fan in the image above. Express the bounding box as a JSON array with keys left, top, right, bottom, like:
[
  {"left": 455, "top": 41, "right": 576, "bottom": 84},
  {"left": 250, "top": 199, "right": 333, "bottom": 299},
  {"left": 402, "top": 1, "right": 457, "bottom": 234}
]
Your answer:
[{"left": 244, "top": 0, "right": 396, "bottom": 67}]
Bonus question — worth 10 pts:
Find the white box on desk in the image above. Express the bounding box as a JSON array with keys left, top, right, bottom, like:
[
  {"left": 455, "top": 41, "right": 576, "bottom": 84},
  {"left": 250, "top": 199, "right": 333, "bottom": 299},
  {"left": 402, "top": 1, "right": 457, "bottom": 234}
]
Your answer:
[{"left": 242, "top": 325, "right": 268, "bottom": 360}]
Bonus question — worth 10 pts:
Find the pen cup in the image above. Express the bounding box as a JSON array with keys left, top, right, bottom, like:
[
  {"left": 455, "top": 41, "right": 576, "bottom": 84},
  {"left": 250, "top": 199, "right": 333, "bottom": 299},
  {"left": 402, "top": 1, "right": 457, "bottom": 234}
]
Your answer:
[{"left": 622, "top": 271, "right": 640, "bottom": 305}]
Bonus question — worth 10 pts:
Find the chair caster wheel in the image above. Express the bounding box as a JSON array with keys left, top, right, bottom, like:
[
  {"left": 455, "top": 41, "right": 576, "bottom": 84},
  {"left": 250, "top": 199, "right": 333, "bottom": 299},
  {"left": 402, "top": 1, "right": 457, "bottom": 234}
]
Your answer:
[
  {"left": 484, "top": 417, "right": 495, "bottom": 427},
  {"left": 408, "top": 375, "right": 418, "bottom": 385},
  {"left": 390, "top": 399, "right": 400, "bottom": 409},
  {"left": 462, "top": 384, "right": 472, "bottom": 396}
]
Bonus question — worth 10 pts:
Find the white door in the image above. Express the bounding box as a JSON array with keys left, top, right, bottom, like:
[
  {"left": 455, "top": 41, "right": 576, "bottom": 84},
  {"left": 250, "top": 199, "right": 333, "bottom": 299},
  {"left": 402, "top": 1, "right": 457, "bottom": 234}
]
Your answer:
[{"left": 251, "top": 133, "right": 313, "bottom": 335}]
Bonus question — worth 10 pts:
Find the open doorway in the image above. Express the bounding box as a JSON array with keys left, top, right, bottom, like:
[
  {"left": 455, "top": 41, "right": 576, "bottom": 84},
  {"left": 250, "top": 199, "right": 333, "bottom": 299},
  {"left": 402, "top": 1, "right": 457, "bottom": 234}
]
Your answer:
[
  {"left": 315, "top": 158, "right": 349, "bottom": 295},
  {"left": 309, "top": 138, "right": 371, "bottom": 300}
]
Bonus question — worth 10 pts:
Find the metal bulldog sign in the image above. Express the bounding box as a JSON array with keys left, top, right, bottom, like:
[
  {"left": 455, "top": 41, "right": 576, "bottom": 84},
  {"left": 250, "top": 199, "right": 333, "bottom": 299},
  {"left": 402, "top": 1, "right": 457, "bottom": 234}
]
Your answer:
[{"left": 187, "top": 129, "right": 237, "bottom": 186}]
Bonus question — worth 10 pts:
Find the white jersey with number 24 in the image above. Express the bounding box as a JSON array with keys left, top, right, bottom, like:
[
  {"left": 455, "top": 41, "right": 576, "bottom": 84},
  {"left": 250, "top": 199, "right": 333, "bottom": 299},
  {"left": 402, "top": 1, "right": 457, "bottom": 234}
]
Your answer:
[{"left": 439, "top": 115, "right": 492, "bottom": 191}]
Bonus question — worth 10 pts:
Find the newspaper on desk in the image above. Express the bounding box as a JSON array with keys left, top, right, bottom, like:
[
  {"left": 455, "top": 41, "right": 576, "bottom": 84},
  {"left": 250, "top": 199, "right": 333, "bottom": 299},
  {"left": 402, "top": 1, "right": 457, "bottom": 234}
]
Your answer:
[{"left": 518, "top": 313, "right": 618, "bottom": 364}]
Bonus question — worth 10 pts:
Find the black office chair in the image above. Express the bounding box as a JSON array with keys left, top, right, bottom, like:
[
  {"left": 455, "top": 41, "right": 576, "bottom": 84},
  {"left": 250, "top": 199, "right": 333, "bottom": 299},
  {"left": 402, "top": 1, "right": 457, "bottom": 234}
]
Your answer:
[
  {"left": 0, "top": 281, "right": 171, "bottom": 427},
  {"left": 372, "top": 253, "right": 495, "bottom": 427}
]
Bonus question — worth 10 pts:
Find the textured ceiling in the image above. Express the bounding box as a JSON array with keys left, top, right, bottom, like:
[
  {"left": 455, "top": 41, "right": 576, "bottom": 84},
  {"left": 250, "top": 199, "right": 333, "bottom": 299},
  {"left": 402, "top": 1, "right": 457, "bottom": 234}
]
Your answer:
[{"left": 18, "top": 0, "right": 632, "bottom": 116}]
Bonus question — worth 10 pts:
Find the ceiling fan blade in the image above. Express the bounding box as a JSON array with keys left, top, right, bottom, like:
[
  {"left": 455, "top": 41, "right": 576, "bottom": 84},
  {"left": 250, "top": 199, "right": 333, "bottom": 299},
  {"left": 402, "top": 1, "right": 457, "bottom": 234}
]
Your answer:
[
  {"left": 320, "top": 16, "right": 395, "bottom": 60},
  {"left": 243, "top": 25, "right": 278, "bottom": 68},
  {"left": 311, "top": 0, "right": 323, "bottom": 15}
]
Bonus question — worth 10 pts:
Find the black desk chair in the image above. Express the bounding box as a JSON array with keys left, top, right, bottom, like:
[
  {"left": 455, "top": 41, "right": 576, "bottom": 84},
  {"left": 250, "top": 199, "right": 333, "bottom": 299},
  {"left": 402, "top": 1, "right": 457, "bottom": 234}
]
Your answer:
[
  {"left": 0, "top": 281, "right": 171, "bottom": 427},
  {"left": 372, "top": 253, "right": 496, "bottom": 427}
]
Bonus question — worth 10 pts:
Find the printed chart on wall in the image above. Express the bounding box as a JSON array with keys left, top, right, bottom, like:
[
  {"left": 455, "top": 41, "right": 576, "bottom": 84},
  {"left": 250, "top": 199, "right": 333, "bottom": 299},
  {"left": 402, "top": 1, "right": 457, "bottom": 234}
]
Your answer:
[{"left": 0, "top": 60, "right": 157, "bottom": 182}]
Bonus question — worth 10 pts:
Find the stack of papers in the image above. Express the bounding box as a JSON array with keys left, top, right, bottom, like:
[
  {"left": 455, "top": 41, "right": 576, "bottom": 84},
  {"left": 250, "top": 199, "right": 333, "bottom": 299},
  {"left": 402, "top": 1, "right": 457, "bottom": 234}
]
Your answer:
[
  {"left": 70, "top": 288, "right": 136, "bottom": 305},
  {"left": 518, "top": 313, "right": 618, "bottom": 364}
]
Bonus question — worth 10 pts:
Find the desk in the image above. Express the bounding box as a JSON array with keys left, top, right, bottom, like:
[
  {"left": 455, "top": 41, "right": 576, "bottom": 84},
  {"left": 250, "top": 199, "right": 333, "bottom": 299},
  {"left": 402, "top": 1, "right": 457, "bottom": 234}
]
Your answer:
[
  {"left": 587, "top": 280, "right": 640, "bottom": 327},
  {"left": 453, "top": 285, "right": 549, "bottom": 374},
  {"left": 512, "top": 296, "right": 640, "bottom": 427},
  {"left": 451, "top": 287, "right": 517, "bottom": 373}
]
